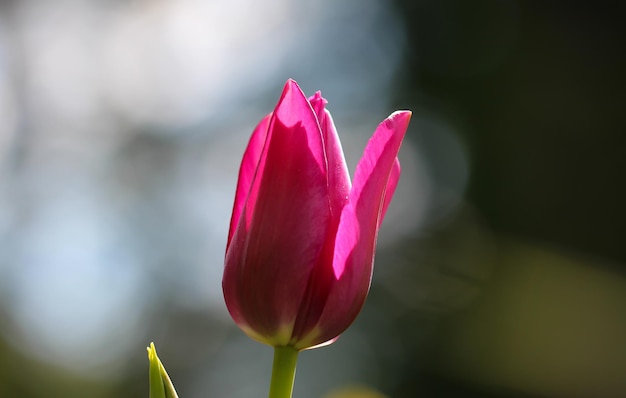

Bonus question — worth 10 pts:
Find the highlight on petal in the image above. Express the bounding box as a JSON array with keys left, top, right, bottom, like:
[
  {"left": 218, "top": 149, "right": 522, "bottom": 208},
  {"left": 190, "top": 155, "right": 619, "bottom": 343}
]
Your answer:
[
  {"left": 227, "top": 113, "right": 271, "bottom": 251},
  {"left": 273, "top": 80, "right": 326, "bottom": 173}
]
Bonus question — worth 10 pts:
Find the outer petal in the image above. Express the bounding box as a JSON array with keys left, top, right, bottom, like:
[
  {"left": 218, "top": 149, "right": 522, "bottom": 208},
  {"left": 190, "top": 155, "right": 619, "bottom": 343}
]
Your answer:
[
  {"left": 299, "top": 111, "right": 411, "bottom": 348},
  {"left": 227, "top": 113, "right": 271, "bottom": 251},
  {"left": 223, "top": 80, "right": 331, "bottom": 344}
]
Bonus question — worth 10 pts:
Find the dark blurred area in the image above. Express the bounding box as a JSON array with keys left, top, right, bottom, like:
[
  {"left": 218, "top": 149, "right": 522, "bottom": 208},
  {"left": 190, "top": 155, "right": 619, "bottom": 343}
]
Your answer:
[
  {"left": 0, "top": 1, "right": 624, "bottom": 397},
  {"left": 397, "top": 0, "right": 626, "bottom": 263}
]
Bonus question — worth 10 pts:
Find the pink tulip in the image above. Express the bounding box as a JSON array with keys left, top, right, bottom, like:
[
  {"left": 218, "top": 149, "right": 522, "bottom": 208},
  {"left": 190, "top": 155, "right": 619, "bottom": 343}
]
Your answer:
[{"left": 223, "top": 79, "right": 411, "bottom": 350}]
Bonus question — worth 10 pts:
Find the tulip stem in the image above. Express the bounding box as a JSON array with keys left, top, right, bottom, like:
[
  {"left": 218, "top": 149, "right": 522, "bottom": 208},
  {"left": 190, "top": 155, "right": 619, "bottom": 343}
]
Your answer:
[{"left": 268, "top": 346, "right": 299, "bottom": 398}]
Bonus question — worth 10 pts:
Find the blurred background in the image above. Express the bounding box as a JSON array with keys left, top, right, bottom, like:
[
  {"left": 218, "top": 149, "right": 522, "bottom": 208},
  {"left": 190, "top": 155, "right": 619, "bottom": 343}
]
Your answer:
[{"left": 0, "top": 0, "right": 624, "bottom": 397}]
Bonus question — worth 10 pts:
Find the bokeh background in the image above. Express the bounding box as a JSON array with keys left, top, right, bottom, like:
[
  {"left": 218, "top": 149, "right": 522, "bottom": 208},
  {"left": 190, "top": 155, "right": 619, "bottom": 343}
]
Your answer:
[{"left": 0, "top": 1, "right": 624, "bottom": 397}]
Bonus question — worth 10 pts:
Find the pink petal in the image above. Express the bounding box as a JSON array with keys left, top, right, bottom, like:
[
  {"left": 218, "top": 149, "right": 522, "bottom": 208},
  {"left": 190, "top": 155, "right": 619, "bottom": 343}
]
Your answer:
[
  {"left": 308, "top": 110, "right": 411, "bottom": 346},
  {"left": 223, "top": 80, "right": 332, "bottom": 340},
  {"left": 226, "top": 113, "right": 271, "bottom": 252},
  {"left": 335, "top": 111, "right": 410, "bottom": 277},
  {"left": 287, "top": 92, "right": 352, "bottom": 344},
  {"left": 379, "top": 158, "right": 401, "bottom": 227},
  {"left": 308, "top": 92, "right": 351, "bottom": 221}
]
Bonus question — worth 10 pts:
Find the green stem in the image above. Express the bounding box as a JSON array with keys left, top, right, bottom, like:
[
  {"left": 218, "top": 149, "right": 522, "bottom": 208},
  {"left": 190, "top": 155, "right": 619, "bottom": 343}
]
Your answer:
[{"left": 268, "top": 346, "right": 299, "bottom": 398}]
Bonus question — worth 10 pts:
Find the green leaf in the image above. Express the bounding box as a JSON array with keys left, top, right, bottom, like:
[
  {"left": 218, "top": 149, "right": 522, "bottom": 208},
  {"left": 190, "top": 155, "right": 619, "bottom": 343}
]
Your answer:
[{"left": 147, "top": 342, "right": 179, "bottom": 398}]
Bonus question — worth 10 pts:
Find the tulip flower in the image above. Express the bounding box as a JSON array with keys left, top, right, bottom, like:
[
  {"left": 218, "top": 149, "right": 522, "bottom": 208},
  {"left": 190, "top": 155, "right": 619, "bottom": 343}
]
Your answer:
[{"left": 223, "top": 79, "right": 410, "bottom": 397}]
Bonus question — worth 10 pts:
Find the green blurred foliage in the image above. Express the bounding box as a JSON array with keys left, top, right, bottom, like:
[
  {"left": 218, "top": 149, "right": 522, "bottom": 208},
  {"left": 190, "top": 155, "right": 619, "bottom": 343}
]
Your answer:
[
  {"left": 435, "top": 241, "right": 626, "bottom": 396},
  {"left": 395, "top": 0, "right": 626, "bottom": 263},
  {"left": 324, "top": 385, "right": 388, "bottom": 398},
  {"left": 388, "top": 1, "right": 626, "bottom": 396}
]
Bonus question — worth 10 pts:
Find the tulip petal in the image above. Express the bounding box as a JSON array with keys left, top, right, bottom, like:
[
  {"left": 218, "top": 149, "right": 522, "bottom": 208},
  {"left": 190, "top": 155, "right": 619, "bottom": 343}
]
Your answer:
[
  {"left": 287, "top": 93, "right": 352, "bottom": 344},
  {"left": 335, "top": 111, "right": 410, "bottom": 278},
  {"left": 309, "top": 111, "right": 411, "bottom": 346},
  {"left": 227, "top": 113, "right": 271, "bottom": 251},
  {"left": 379, "top": 158, "right": 401, "bottom": 227},
  {"left": 308, "top": 92, "right": 351, "bottom": 221},
  {"left": 223, "top": 80, "right": 332, "bottom": 343}
]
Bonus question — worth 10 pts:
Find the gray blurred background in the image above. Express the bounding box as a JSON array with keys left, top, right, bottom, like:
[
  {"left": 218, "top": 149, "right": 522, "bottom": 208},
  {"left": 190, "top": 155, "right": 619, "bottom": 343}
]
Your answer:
[{"left": 0, "top": 1, "right": 624, "bottom": 397}]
